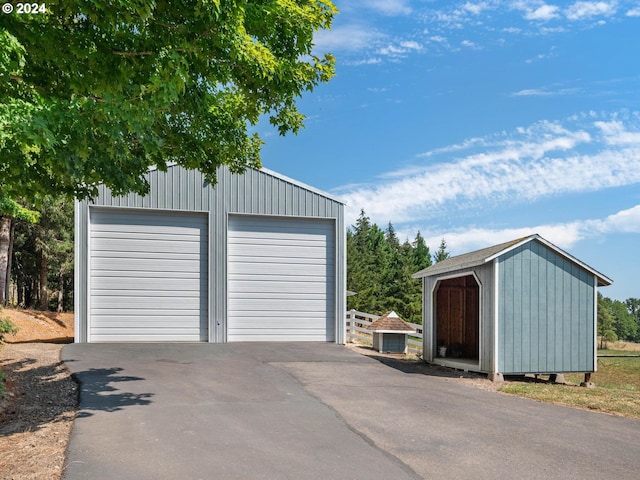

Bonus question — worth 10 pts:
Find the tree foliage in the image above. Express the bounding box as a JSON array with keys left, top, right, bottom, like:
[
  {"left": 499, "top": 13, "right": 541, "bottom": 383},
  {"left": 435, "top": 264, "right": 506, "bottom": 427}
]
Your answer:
[
  {"left": 0, "top": 0, "right": 337, "bottom": 201},
  {"left": 598, "top": 294, "right": 640, "bottom": 345},
  {"left": 347, "top": 210, "right": 432, "bottom": 324},
  {"left": 433, "top": 238, "right": 450, "bottom": 263},
  {"left": 8, "top": 196, "right": 74, "bottom": 311}
]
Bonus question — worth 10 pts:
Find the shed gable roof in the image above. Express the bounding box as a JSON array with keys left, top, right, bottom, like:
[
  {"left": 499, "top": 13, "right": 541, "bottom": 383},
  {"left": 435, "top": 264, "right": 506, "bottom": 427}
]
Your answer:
[{"left": 412, "top": 234, "right": 613, "bottom": 287}]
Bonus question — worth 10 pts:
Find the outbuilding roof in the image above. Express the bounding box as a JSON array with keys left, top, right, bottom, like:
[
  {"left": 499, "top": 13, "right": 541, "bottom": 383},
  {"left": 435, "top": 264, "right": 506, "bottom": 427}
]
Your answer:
[
  {"left": 367, "top": 311, "right": 416, "bottom": 333},
  {"left": 412, "top": 234, "right": 613, "bottom": 287}
]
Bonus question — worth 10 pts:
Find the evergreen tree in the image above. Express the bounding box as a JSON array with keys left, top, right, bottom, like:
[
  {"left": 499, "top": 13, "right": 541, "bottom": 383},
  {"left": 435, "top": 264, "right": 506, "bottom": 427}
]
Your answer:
[
  {"left": 433, "top": 238, "right": 450, "bottom": 263},
  {"left": 346, "top": 211, "right": 432, "bottom": 324},
  {"left": 9, "top": 196, "right": 73, "bottom": 310},
  {"left": 413, "top": 231, "right": 432, "bottom": 271}
]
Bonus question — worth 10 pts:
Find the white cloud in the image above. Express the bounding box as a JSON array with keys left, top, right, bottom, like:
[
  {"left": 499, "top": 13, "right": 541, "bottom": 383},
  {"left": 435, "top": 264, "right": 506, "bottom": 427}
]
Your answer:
[
  {"left": 565, "top": 1, "right": 617, "bottom": 20},
  {"left": 347, "top": 57, "right": 383, "bottom": 66},
  {"left": 511, "top": 86, "right": 580, "bottom": 96},
  {"left": 627, "top": 7, "right": 640, "bottom": 16},
  {"left": 337, "top": 114, "right": 640, "bottom": 226},
  {"left": 314, "top": 24, "right": 384, "bottom": 53},
  {"left": 461, "top": 39, "right": 481, "bottom": 49},
  {"left": 376, "top": 40, "right": 422, "bottom": 58},
  {"left": 362, "top": 0, "right": 412, "bottom": 16},
  {"left": 462, "top": 2, "right": 491, "bottom": 15},
  {"left": 595, "top": 120, "right": 640, "bottom": 144},
  {"left": 416, "top": 203, "right": 640, "bottom": 255},
  {"left": 400, "top": 40, "right": 423, "bottom": 51},
  {"left": 525, "top": 4, "right": 561, "bottom": 21}
]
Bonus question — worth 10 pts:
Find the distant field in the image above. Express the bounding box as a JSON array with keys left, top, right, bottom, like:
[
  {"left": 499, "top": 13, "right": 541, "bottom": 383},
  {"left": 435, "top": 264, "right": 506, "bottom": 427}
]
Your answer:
[
  {"left": 500, "top": 348, "right": 640, "bottom": 418},
  {"left": 604, "top": 340, "right": 640, "bottom": 352}
]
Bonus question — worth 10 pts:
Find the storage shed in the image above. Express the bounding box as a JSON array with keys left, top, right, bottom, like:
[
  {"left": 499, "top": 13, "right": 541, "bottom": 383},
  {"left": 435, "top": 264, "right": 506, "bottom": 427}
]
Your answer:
[
  {"left": 74, "top": 164, "right": 346, "bottom": 344},
  {"left": 412, "top": 235, "right": 612, "bottom": 381}
]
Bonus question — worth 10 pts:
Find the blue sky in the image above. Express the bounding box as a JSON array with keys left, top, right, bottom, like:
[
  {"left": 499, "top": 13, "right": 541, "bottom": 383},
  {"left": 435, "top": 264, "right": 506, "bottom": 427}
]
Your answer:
[{"left": 258, "top": 1, "right": 640, "bottom": 301}]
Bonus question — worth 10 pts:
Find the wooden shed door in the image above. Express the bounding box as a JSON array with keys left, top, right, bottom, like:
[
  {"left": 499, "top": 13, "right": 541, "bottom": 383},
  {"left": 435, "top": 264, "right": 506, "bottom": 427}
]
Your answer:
[{"left": 436, "top": 275, "right": 479, "bottom": 359}]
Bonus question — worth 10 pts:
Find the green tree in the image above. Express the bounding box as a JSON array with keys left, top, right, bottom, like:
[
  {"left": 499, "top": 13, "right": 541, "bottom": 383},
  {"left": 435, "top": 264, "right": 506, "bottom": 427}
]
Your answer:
[
  {"left": 625, "top": 298, "right": 640, "bottom": 342},
  {"left": 0, "top": 196, "right": 38, "bottom": 306},
  {"left": 433, "top": 238, "right": 450, "bottom": 263},
  {"left": 413, "top": 231, "right": 431, "bottom": 271},
  {"left": 610, "top": 299, "right": 637, "bottom": 342},
  {"left": 1, "top": 1, "right": 337, "bottom": 200},
  {"left": 598, "top": 294, "right": 618, "bottom": 348},
  {"left": 1, "top": 1, "right": 337, "bottom": 303},
  {"left": 9, "top": 196, "right": 74, "bottom": 311},
  {"left": 346, "top": 212, "right": 431, "bottom": 324}
]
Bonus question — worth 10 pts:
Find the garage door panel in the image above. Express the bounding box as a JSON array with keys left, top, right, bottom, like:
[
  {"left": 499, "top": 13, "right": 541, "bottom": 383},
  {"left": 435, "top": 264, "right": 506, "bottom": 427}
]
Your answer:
[
  {"left": 226, "top": 255, "right": 326, "bottom": 266},
  {"left": 229, "top": 235, "right": 333, "bottom": 247},
  {"left": 227, "top": 214, "right": 335, "bottom": 342},
  {"left": 91, "top": 257, "right": 203, "bottom": 273},
  {"left": 92, "top": 231, "right": 203, "bottom": 242},
  {"left": 90, "top": 209, "right": 207, "bottom": 342},
  {"left": 91, "top": 278, "right": 202, "bottom": 291},
  {"left": 92, "top": 289, "right": 205, "bottom": 298},
  {"left": 229, "top": 246, "right": 328, "bottom": 260},
  {"left": 91, "top": 316, "right": 201, "bottom": 327},
  {"left": 91, "top": 295, "right": 205, "bottom": 309},
  {"left": 93, "top": 239, "right": 202, "bottom": 254},
  {"left": 91, "top": 308, "right": 202, "bottom": 317},
  {"left": 93, "top": 271, "right": 200, "bottom": 279},
  {"left": 228, "top": 264, "right": 328, "bottom": 277},
  {"left": 228, "top": 331, "right": 329, "bottom": 342},
  {"left": 91, "top": 251, "right": 202, "bottom": 262},
  {"left": 228, "top": 281, "right": 327, "bottom": 294}
]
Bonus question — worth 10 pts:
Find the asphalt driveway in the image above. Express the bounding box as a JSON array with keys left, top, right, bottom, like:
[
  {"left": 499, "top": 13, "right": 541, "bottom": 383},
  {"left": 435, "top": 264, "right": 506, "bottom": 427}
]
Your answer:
[{"left": 62, "top": 343, "right": 640, "bottom": 479}]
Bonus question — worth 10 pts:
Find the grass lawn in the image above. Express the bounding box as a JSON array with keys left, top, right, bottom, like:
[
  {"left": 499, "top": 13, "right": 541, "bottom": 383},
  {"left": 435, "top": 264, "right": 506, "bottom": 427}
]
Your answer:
[{"left": 499, "top": 350, "right": 640, "bottom": 418}]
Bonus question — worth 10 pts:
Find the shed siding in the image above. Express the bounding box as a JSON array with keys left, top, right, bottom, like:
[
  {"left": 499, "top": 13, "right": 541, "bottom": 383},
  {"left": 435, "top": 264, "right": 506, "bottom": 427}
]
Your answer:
[
  {"left": 75, "top": 165, "right": 345, "bottom": 344},
  {"left": 498, "top": 242, "right": 595, "bottom": 374}
]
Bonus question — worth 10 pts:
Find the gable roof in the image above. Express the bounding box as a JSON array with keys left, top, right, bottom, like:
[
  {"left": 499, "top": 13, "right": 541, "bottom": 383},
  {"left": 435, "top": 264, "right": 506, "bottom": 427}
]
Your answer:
[{"left": 412, "top": 234, "right": 613, "bottom": 287}]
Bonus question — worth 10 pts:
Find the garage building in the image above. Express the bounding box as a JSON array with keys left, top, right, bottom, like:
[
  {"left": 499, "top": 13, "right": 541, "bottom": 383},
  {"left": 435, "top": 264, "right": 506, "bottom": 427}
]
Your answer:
[{"left": 74, "top": 164, "right": 345, "bottom": 343}]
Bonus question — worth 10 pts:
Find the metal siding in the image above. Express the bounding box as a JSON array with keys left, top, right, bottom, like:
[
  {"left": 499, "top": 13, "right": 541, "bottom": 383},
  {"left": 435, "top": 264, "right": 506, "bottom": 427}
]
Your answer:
[
  {"left": 227, "top": 215, "right": 336, "bottom": 341},
  {"left": 75, "top": 164, "right": 345, "bottom": 343},
  {"left": 498, "top": 242, "right": 596, "bottom": 374},
  {"left": 74, "top": 200, "right": 89, "bottom": 342},
  {"left": 89, "top": 209, "right": 208, "bottom": 341}
]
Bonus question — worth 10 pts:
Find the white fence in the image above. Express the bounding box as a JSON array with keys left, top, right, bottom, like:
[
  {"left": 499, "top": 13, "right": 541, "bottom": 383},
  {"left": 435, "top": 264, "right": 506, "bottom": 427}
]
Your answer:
[{"left": 346, "top": 309, "right": 423, "bottom": 355}]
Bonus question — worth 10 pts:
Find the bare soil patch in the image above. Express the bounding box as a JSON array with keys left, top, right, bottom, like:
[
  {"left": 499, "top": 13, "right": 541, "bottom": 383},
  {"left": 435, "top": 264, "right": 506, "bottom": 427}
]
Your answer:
[{"left": 0, "top": 309, "right": 77, "bottom": 480}]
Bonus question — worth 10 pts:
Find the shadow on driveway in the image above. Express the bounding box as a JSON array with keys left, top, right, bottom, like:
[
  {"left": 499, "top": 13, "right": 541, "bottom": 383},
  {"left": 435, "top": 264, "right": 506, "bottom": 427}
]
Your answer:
[{"left": 71, "top": 367, "right": 153, "bottom": 418}]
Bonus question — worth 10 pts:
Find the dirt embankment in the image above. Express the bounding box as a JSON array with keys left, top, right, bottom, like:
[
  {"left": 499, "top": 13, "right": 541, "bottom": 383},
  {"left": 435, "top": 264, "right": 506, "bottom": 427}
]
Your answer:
[{"left": 0, "top": 309, "right": 77, "bottom": 480}]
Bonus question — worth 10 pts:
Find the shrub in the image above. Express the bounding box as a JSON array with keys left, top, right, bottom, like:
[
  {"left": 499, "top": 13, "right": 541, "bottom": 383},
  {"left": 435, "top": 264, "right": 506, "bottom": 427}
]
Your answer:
[{"left": 0, "top": 316, "right": 18, "bottom": 342}]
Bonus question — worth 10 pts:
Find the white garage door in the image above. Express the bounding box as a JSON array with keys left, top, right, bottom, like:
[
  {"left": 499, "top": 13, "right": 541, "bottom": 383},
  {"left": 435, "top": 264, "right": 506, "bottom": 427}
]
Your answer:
[
  {"left": 89, "top": 209, "right": 208, "bottom": 342},
  {"left": 227, "top": 215, "right": 335, "bottom": 341}
]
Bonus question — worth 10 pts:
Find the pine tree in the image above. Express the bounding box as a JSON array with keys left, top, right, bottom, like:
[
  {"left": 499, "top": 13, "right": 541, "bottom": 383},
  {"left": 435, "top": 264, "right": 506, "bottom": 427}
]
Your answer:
[
  {"left": 433, "top": 238, "right": 450, "bottom": 263},
  {"left": 413, "top": 231, "right": 432, "bottom": 271}
]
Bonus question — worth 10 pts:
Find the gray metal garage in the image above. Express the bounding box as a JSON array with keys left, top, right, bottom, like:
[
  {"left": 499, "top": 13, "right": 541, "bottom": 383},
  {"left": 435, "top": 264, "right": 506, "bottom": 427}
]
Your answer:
[{"left": 75, "top": 164, "right": 345, "bottom": 343}]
